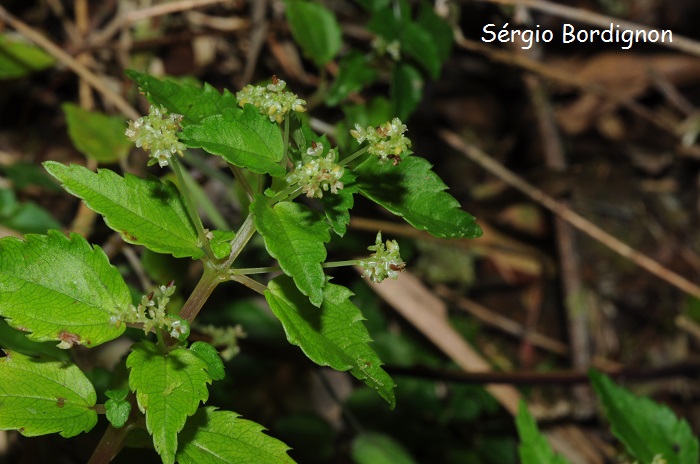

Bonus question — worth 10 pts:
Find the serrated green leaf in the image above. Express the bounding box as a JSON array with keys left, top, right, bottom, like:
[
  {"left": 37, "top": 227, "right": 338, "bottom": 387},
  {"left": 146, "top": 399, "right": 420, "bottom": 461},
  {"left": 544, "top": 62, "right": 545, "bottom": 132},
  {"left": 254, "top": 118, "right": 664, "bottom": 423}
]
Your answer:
[
  {"left": 252, "top": 196, "right": 330, "bottom": 306},
  {"left": 286, "top": 0, "right": 342, "bottom": 67},
  {"left": 590, "top": 370, "right": 699, "bottom": 464},
  {"left": 355, "top": 155, "right": 482, "bottom": 239},
  {"left": 44, "top": 162, "right": 204, "bottom": 259},
  {"left": 391, "top": 63, "right": 423, "bottom": 121},
  {"left": 516, "top": 401, "right": 569, "bottom": 464},
  {"left": 62, "top": 103, "right": 130, "bottom": 163},
  {"left": 105, "top": 388, "right": 131, "bottom": 428},
  {"left": 327, "top": 52, "right": 378, "bottom": 106},
  {"left": 352, "top": 432, "right": 416, "bottom": 464},
  {"left": 180, "top": 107, "right": 285, "bottom": 177},
  {"left": 265, "top": 276, "right": 395, "bottom": 407},
  {"left": 189, "top": 341, "right": 225, "bottom": 381},
  {"left": 321, "top": 170, "right": 357, "bottom": 236},
  {"left": 126, "top": 70, "right": 237, "bottom": 126},
  {"left": 0, "top": 318, "right": 69, "bottom": 362},
  {"left": 127, "top": 341, "right": 216, "bottom": 464},
  {"left": 0, "top": 351, "right": 97, "bottom": 437},
  {"left": 0, "top": 230, "right": 128, "bottom": 347},
  {"left": 0, "top": 34, "right": 55, "bottom": 79},
  {"left": 417, "top": 3, "right": 453, "bottom": 64},
  {"left": 177, "top": 407, "right": 296, "bottom": 464}
]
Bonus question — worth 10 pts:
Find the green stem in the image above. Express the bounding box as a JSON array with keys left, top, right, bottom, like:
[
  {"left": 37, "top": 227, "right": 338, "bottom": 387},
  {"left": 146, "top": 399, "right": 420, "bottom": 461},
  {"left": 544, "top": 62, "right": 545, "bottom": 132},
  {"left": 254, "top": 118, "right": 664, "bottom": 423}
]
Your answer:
[
  {"left": 222, "top": 212, "right": 257, "bottom": 269},
  {"left": 171, "top": 158, "right": 214, "bottom": 259},
  {"left": 178, "top": 264, "right": 222, "bottom": 323},
  {"left": 282, "top": 116, "right": 290, "bottom": 163},
  {"left": 87, "top": 424, "right": 130, "bottom": 464},
  {"left": 339, "top": 146, "right": 369, "bottom": 167},
  {"left": 229, "top": 164, "right": 255, "bottom": 201},
  {"left": 230, "top": 259, "right": 361, "bottom": 276},
  {"left": 229, "top": 274, "right": 267, "bottom": 295}
]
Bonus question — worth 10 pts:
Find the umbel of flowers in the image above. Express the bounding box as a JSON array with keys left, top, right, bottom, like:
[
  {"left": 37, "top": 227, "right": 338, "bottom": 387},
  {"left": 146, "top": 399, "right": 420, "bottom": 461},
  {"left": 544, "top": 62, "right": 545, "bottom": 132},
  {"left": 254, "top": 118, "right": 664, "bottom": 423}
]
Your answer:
[
  {"left": 235, "top": 75, "right": 307, "bottom": 123},
  {"left": 125, "top": 105, "right": 185, "bottom": 167},
  {"left": 286, "top": 141, "right": 345, "bottom": 198}
]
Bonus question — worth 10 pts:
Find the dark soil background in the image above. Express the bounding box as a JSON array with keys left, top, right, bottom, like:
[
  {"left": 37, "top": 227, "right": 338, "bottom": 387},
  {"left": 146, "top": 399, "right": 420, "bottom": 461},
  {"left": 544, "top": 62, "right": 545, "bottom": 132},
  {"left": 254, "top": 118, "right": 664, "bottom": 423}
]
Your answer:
[{"left": 2, "top": 1, "right": 700, "bottom": 463}]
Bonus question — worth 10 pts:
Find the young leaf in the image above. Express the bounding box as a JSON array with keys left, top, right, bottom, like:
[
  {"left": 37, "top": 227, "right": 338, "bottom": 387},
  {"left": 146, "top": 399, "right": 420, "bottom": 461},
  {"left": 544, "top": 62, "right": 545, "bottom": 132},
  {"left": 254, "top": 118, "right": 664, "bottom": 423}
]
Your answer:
[
  {"left": 126, "top": 70, "right": 237, "bottom": 125},
  {"left": 320, "top": 170, "right": 357, "bottom": 236},
  {"left": 177, "top": 407, "right": 296, "bottom": 464},
  {"left": 0, "top": 351, "right": 97, "bottom": 437},
  {"left": 355, "top": 155, "right": 482, "bottom": 239},
  {"left": 252, "top": 196, "right": 330, "bottom": 306},
  {"left": 180, "top": 106, "right": 285, "bottom": 177},
  {"left": 285, "top": 0, "right": 342, "bottom": 67},
  {"left": 0, "top": 230, "right": 128, "bottom": 347},
  {"left": 127, "top": 341, "right": 217, "bottom": 464},
  {"left": 327, "top": 52, "right": 378, "bottom": 106},
  {"left": 590, "top": 370, "right": 699, "bottom": 464},
  {"left": 62, "top": 103, "right": 131, "bottom": 163},
  {"left": 105, "top": 388, "right": 131, "bottom": 428},
  {"left": 265, "top": 276, "right": 396, "bottom": 407},
  {"left": 209, "top": 229, "right": 237, "bottom": 260},
  {"left": 352, "top": 432, "right": 416, "bottom": 464},
  {"left": 391, "top": 63, "right": 423, "bottom": 121},
  {"left": 516, "top": 401, "right": 569, "bottom": 464},
  {"left": 416, "top": 3, "right": 453, "bottom": 64},
  {"left": 0, "top": 34, "right": 55, "bottom": 79},
  {"left": 44, "top": 162, "right": 204, "bottom": 259}
]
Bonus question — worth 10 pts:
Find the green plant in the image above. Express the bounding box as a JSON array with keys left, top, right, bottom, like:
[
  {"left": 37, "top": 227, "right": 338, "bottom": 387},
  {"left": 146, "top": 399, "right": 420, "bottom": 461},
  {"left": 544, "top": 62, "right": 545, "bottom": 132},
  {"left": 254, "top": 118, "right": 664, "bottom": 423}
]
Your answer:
[
  {"left": 516, "top": 371, "right": 700, "bottom": 464},
  {"left": 0, "top": 55, "right": 481, "bottom": 463}
]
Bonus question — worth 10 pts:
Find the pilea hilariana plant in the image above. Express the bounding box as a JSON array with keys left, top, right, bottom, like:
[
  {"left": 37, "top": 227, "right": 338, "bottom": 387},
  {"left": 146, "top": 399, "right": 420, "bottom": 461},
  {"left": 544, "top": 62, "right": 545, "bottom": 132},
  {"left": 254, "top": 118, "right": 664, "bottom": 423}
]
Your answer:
[{"left": 0, "top": 71, "right": 481, "bottom": 463}]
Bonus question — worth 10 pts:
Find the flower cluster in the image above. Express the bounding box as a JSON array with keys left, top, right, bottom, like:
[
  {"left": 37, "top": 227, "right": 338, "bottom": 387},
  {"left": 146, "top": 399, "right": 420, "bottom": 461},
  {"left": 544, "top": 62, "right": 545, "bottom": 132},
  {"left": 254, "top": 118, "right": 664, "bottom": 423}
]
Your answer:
[
  {"left": 236, "top": 75, "right": 307, "bottom": 123},
  {"left": 125, "top": 105, "right": 185, "bottom": 167},
  {"left": 110, "top": 281, "right": 190, "bottom": 340},
  {"left": 286, "top": 142, "right": 345, "bottom": 198},
  {"left": 350, "top": 118, "right": 411, "bottom": 165},
  {"left": 359, "top": 232, "right": 406, "bottom": 283}
]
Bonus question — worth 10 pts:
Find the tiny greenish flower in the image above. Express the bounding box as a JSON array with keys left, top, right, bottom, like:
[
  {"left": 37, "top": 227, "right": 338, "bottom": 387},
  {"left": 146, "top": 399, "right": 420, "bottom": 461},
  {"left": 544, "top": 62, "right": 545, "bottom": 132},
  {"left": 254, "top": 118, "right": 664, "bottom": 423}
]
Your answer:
[
  {"left": 359, "top": 232, "right": 406, "bottom": 283},
  {"left": 286, "top": 142, "right": 345, "bottom": 198},
  {"left": 236, "top": 75, "right": 307, "bottom": 124},
  {"left": 372, "top": 36, "right": 401, "bottom": 61},
  {"left": 350, "top": 118, "right": 411, "bottom": 165},
  {"left": 110, "top": 280, "right": 184, "bottom": 338},
  {"left": 125, "top": 105, "right": 185, "bottom": 168}
]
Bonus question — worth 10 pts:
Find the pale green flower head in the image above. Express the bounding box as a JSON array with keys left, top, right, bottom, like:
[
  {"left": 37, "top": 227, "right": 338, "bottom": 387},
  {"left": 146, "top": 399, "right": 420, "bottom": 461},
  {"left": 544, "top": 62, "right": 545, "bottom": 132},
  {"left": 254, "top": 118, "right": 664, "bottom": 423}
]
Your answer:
[
  {"left": 125, "top": 105, "right": 185, "bottom": 168},
  {"left": 286, "top": 142, "right": 345, "bottom": 199},
  {"left": 350, "top": 117, "right": 412, "bottom": 165},
  {"left": 359, "top": 232, "right": 406, "bottom": 283},
  {"left": 236, "top": 75, "right": 307, "bottom": 124}
]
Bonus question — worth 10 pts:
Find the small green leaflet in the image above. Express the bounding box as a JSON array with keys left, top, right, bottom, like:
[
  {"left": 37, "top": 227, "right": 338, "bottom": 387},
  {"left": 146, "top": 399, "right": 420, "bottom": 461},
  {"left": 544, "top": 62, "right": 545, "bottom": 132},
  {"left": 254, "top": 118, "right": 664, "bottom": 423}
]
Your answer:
[
  {"left": 516, "top": 401, "right": 569, "bottom": 464},
  {"left": 62, "top": 103, "right": 131, "bottom": 163},
  {"left": 0, "top": 34, "right": 55, "bottom": 79},
  {"left": 352, "top": 432, "right": 416, "bottom": 464},
  {"left": 327, "top": 52, "right": 378, "bottom": 106},
  {"left": 0, "top": 230, "right": 128, "bottom": 347},
  {"left": 126, "top": 70, "right": 238, "bottom": 126},
  {"left": 0, "top": 351, "right": 97, "bottom": 437},
  {"left": 127, "top": 341, "right": 217, "bottom": 464},
  {"left": 285, "top": 0, "right": 341, "bottom": 67},
  {"left": 391, "top": 63, "right": 423, "bottom": 121},
  {"left": 177, "top": 407, "right": 296, "bottom": 464},
  {"left": 355, "top": 155, "right": 482, "bottom": 239},
  {"left": 590, "top": 370, "right": 699, "bottom": 464},
  {"left": 44, "top": 162, "right": 204, "bottom": 259},
  {"left": 265, "top": 276, "right": 396, "bottom": 407},
  {"left": 252, "top": 196, "right": 330, "bottom": 307},
  {"left": 180, "top": 106, "right": 285, "bottom": 177},
  {"left": 320, "top": 170, "right": 357, "bottom": 237},
  {"left": 105, "top": 388, "right": 131, "bottom": 428}
]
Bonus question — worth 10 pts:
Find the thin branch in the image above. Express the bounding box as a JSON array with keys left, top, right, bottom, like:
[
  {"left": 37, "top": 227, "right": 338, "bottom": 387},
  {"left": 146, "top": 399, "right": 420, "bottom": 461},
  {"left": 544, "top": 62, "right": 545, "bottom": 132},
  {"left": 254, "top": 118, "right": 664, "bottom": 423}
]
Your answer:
[
  {"left": 439, "top": 130, "right": 700, "bottom": 301},
  {"left": 475, "top": 0, "right": 700, "bottom": 58},
  {"left": 0, "top": 6, "right": 139, "bottom": 120}
]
